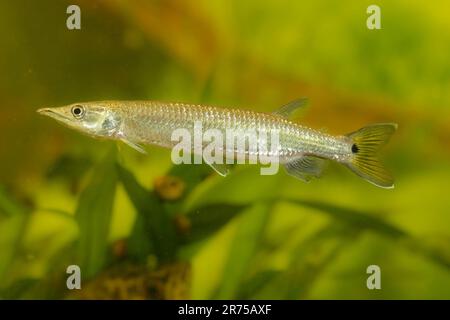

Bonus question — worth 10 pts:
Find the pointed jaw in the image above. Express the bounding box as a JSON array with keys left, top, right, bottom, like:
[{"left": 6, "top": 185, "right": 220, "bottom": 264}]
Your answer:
[{"left": 37, "top": 107, "right": 70, "bottom": 122}]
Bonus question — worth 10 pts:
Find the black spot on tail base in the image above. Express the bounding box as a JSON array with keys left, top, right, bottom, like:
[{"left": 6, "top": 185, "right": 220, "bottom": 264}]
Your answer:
[{"left": 351, "top": 143, "right": 359, "bottom": 154}]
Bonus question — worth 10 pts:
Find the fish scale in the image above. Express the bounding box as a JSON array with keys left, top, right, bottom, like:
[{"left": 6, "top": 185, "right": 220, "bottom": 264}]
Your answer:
[{"left": 113, "top": 101, "right": 348, "bottom": 162}]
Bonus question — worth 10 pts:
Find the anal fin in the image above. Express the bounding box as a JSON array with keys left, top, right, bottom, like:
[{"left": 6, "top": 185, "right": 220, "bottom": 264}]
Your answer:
[{"left": 284, "top": 156, "right": 326, "bottom": 182}]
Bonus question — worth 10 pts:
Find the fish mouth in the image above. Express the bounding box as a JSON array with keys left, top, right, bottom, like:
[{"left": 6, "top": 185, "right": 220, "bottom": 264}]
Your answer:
[
  {"left": 37, "top": 108, "right": 69, "bottom": 121},
  {"left": 37, "top": 107, "right": 55, "bottom": 115}
]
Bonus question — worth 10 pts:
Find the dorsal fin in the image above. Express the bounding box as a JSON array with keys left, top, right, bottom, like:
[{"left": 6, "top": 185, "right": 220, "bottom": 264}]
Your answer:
[{"left": 272, "top": 98, "right": 308, "bottom": 119}]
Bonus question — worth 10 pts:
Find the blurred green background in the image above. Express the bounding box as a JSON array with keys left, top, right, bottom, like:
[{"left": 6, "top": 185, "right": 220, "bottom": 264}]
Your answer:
[{"left": 0, "top": 0, "right": 449, "bottom": 299}]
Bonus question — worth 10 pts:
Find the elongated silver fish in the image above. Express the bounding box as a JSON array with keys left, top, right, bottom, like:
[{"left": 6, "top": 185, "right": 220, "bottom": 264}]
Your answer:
[{"left": 37, "top": 99, "right": 397, "bottom": 188}]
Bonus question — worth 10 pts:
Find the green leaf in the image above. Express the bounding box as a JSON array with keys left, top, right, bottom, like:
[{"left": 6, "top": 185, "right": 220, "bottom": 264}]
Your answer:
[
  {"left": 214, "top": 203, "right": 271, "bottom": 299},
  {"left": 238, "top": 270, "right": 281, "bottom": 299},
  {"left": 0, "top": 185, "right": 26, "bottom": 218},
  {"left": 0, "top": 278, "right": 37, "bottom": 299},
  {"left": 163, "top": 163, "right": 211, "bottom": 216},
  {"left": 280, "top": 198, "right": 450, "bottom": 270},
  {"left": 284, "top": 224, "right": 357, "bottom": 299},
  {"left": 126, "top": 210, "right": 156, "bottom": 262},
  {"left": 116, "top": 163, "right": 178, "bottom": 263},
  {"left": 182, "top": 203, "right": 248, "bottom": 244},
  {"left": 282, "top": 199, "right": 406, "bottom": 238},
  {"left": 46, "top": 154, "right": 92, "bottom": 181},
  {"left": 253, "top": 223, "right": 357, "bottom": 299},
  {"left": 0, "top": 187, "right": 28, "bottom": 288},
  {"left": 167, "top": 163, "right": 211, "bottom": 195},
  {"left": 75, "top": 148, "right": 117, "bottom": 278}
]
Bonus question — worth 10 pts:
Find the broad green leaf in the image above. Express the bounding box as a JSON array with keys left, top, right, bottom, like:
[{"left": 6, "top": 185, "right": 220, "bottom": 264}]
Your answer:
[
  {"left": 238, "top": 270, "right": 281, "bottom": 299},
  {"left": 0, "top": 278, "right": 37, "bottom": 299},
  {"left": 46, "top": 154, "right": 92, "bottom": 181},
  {"left": 182, "top": 203, "right": 248, "bottom": 244},
  {"left": 117, "top": 164, "right": 177, "bottom": 263},
  {"left": 23, "top": 242, "right": 79, "bottom": 299},
  {"left": 283, "top": 224, "right": 357, "bottom": 299},
  {"left": 282, "top": 198, "right": 406, "bottom": 238},
  {"left": 214, "top": 203, "right": 271, "bottom": 299},
  {"left": 0, "top": 187, "right": 28, "bottom": 288},
  {"left": 126, "top": 210, "right": 156, "bottom": 262},
  {"left": 253, "top": 223, "right": 357, "bottom": 299},
  {"left": 0, "top": 185, "right": 25, "bottom": 218},
  {"left": 75, "top": 149, "right": 117, "bottom": 278},
  {"left": 163, "top": 163, "right": 212, "bottom": 216},
  {"left": 167, "top": 163, "right": 211, "bottom": 196},
  {"left": 280, "top": 198, "right": 450, "bottom": 270}
]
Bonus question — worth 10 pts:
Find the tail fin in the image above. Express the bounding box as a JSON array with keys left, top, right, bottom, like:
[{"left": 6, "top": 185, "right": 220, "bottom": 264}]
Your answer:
[{"left": 345, "top": 123, "right": 397, "bottom": 189}]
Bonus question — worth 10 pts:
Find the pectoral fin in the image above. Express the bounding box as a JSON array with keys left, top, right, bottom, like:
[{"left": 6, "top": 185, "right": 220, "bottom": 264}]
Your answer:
[
  {"left": 121, "top": 138, "right": 147, "bottom": 154},
  {"left": 272, "top": 98, "right": 308, "bottom": 119},
  {"left": 284, "top": 156, "right": 326, "bottom": 182}
]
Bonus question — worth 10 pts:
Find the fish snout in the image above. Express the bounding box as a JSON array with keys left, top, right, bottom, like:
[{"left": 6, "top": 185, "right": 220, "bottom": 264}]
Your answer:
[
  {"left": 36, "top": 107, "right": 68, "bottom": 122},
  {"left": 37, "top": 108, "right": 52, "bottom": 115}
]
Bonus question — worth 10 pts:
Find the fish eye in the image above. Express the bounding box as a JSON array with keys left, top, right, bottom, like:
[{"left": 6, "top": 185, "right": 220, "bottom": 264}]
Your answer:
[{"left": 71, "top": 105, "right": 85, "bottom": 119}]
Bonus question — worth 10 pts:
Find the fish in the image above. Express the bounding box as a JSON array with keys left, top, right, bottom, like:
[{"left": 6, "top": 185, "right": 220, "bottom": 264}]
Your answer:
[{"left": 37, "top": 98, "right": 397, "bottom": 188}]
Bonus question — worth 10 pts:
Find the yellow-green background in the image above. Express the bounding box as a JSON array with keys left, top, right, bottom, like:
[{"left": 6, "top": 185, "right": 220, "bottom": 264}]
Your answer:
[{"left": 0, "top": 0, "right": 449, "bottom": 299}]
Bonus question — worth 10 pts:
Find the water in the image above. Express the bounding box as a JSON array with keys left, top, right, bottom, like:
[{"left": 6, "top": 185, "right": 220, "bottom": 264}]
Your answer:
[{"left": 0, "top": 0, "right": 449, "bottom": 300}]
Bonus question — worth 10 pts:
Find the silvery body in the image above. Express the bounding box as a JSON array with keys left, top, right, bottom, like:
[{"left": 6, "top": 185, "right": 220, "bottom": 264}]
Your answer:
[{"left": 37, "top": 99, "right": 397, "bottom": 188}]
